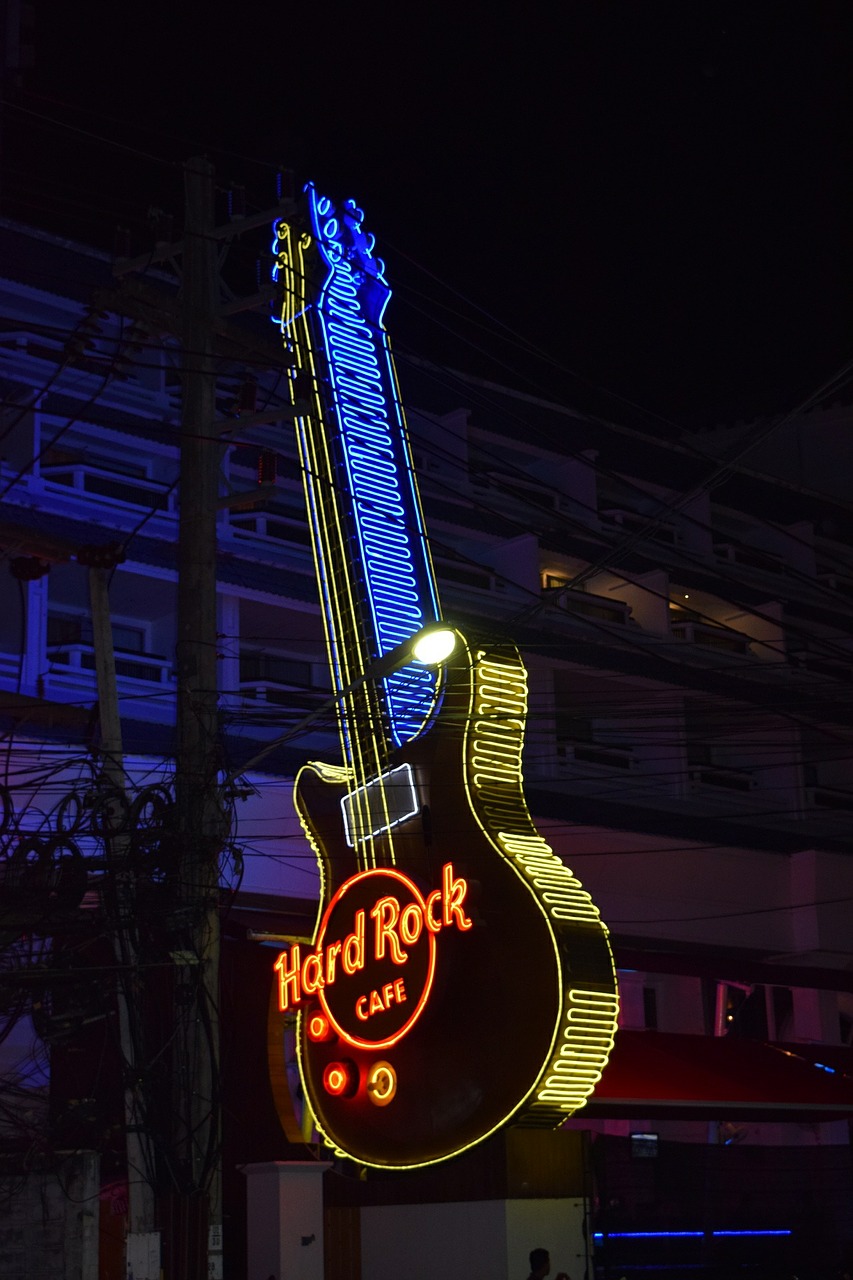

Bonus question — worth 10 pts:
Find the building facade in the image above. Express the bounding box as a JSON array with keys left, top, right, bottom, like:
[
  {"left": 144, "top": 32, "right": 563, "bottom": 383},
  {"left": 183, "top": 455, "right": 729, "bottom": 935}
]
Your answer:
[{"left": 1, "top": 216, "right": 852, "bottom": 1278}]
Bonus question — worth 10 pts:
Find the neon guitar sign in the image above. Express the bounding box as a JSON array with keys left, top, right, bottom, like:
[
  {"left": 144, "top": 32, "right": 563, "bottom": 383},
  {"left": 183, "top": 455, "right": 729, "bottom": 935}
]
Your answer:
[
  {"left": 276, "top": 861, "right": 472, "bottom": 1047},
  {"left": 270, "top": 188, "right": 618, "bottom": 1169}
]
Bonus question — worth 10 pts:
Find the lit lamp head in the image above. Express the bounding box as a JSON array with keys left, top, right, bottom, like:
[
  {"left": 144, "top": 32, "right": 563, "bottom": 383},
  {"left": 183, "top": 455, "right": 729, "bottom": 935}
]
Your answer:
[
  {"left": 411, "top": 625, "right": 457, "bottom": 667},
  {"left": 367, "top": 624, "right": 458, "bottom": 683}
]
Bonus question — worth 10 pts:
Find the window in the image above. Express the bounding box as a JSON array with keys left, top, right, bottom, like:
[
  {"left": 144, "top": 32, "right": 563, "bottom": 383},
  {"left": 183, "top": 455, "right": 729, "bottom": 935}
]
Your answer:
[
  {"left": 686, "top": 709, "right": 756, "bottom": 791},
  {"left": 555, "top": 715, "right": 635, "bottom": 770},
  {"left": 437, "top": 560, "right": 494, "bottom": 591},
  {"left": 642, "top": 986, "right": 658, "bottom": 1031},
  {"left": 47, "top": 613, "right": 90, "bottom": 647},
  {"left": 713, "top": 982, "right": 768, "bottom": 1039},
  {"left": 239, "top": 652, "right": 312, "bottom": 687},
  {"left": 46, "top": 611, "right": 168, "bottom": 683},
  {"left": 47, "top": 612, "right": 146, "bottom": 654}
]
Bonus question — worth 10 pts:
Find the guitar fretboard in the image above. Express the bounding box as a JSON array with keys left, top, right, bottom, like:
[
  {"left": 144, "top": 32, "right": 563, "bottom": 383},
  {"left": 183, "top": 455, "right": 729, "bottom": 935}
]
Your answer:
[{"left": 275, "top": 188, "right": 443, "bottom": 764}]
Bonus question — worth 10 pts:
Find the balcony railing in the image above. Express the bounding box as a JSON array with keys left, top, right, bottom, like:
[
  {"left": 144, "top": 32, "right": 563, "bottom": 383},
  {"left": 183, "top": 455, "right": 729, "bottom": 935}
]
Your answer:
[
  {"left": 600, "top": 508, "right": 681, "bottom": 546},
  {"left": 714, "top": 542, "right": 786, "bottom": 573},
  {"left": 690, "top": 765, "right": 755, "bottom": 792},
  {"left": 671, "top": 619, "right": 752, "bottom": 656},
  {"left": 238, "top": 681, "right": 329, "bottom": 716},
  {"left": 805, "top": 785, "right": 853, "bottom": 812},
  {"left": 229, "top": 513, "right": 311, "bottom": 547},
  {"left": 557, "top": 740, "right": 635, "bottom": 771},
  {"left": 40, "top": 463, "right": 176, "bottom": 514},
  {"left": 544, "top": 582, "right": 631, "bottom": 626},
  {"left": 47, "top": 643, "right": 174, "bottom": 685}
]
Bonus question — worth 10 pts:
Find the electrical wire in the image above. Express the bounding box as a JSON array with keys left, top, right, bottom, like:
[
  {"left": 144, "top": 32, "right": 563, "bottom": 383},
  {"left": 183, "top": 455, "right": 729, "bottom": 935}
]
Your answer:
[{"left": 1, "top": 165, "right": 852, "bottom": 1027}]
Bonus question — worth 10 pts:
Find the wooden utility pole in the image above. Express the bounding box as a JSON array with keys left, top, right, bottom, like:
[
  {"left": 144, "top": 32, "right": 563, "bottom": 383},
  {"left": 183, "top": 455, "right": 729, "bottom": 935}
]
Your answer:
[
  {"left": 88, "top": 565, "right": 159, "bottom": 1274},
  {"left": 172, "top": 155, "right": 223, "bottom": 1280},
  {"left": 86, "top": 160, "right": 294, "bottom": 1278}
]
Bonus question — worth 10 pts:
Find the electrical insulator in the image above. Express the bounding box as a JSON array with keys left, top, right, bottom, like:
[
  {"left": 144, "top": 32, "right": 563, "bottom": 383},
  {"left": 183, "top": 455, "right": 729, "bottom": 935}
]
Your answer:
[
  {"left": 9, "top": 556, "right": 49, "bottom": 581},
  {"left": 228, "top": 185, "right": 246, "bottom": 220},
  {"left": 114, "top": 226, "right": 132, "bottom": 259},
  {"left": 63, "top": 334, "right": 86, "bottom": 360},
  {"left": 237, "top": 377, "right": 257, "bottom": 416},
  {"left": 148, "top": 206, "right": 174, "bottom": 247},
  {"left": 76, "top": 543, "right": 126, "bottom": 569},
  {"left": 258, "top": 450, "right": 277, "bottom": 486}
]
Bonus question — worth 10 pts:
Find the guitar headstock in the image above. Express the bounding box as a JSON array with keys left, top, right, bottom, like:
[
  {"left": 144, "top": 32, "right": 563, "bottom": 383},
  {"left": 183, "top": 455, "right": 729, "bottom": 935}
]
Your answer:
[{"left": 306, "top": 185, "right": 390, "bottom": 317}]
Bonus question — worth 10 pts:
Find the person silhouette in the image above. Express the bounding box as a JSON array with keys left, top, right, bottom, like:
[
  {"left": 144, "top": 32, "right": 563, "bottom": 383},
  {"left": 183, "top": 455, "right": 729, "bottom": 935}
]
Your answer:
[{"left": 526, "top": 1247, "right": 570, "bottom": 1280}]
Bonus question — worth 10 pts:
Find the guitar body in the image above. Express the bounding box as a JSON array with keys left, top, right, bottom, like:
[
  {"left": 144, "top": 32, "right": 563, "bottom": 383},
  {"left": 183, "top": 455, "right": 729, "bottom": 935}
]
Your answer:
[{"left": 291, "top": 637, "right": 617, "bottom": 1168}]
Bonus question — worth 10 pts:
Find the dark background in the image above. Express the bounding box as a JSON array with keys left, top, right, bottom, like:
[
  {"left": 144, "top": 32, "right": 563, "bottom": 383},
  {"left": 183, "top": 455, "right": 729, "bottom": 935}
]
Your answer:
[{"left": 2, "top": 0, "right": 850, "bottom": 428}]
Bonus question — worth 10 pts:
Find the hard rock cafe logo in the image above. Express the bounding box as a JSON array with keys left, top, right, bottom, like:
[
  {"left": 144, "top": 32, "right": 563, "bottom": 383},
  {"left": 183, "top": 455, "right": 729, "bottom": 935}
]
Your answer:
[{"left": 275, "top": 863, "right": 472, "bottom": 1050}]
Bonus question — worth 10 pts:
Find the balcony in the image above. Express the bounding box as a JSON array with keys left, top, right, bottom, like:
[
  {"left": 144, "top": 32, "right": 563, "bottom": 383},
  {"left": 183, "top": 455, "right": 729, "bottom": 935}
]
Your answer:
[
  {"left": 557, "top": 740, "right": 635, "bottom": 771},
  {"left": 437, "top": 560, "right": 498, "bottom": 593},
  {"left": 690, "top": 765, "right": 756, "bottom": 792},
  {"left": 817, "top": 569, "right": 853, "bottom": 601},
  {"left": 805, "top": 785, "right": 853, "bottom": 812},
  {"left": 40, "top": 462, "right": 176, "bottom": 515},
  {"left": 671, "top": 618, "right": 752, "bottom": 656},
  {"left": 600, "top": 508, "right": 681, "bottom": 547},
  {"left": 237, "top": 651, "right": 329, "bottom": 716},
  {"left": 543, "top": 579, "right": 631, "bottom": 626},
  {"left": 714, "top": 541, "right": 786, "bottom": 574},
  {"left": 228, "top": 511, "right": 311, "bottom": 548},
  {"left": 47, "top": 643, "right": 174, "bottom": 686},
  {"left": 239, "top": 681, "right": 327, "bottom": 714}
]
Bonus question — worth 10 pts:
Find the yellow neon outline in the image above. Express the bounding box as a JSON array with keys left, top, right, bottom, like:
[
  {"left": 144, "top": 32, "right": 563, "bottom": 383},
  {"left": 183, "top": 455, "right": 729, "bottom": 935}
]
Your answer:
[
  {"left": 273, "top": 219, "right": 618, "bottom": 1170},
  {"left": 462, "top": 637, "right": 618, "bottom": 1125}
]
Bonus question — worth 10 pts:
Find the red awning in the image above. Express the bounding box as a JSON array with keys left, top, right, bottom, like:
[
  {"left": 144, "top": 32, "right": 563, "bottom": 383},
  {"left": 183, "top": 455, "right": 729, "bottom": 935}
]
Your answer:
[{"left": 578, "top": 1031, "right": 853, "bottom": 1122}]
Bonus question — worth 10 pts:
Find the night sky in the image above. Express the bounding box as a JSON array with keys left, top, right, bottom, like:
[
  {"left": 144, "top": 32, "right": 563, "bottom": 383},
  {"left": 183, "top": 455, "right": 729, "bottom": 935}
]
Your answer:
[{"left": 3, "top": 1, "right": 850, "bottom": 429}]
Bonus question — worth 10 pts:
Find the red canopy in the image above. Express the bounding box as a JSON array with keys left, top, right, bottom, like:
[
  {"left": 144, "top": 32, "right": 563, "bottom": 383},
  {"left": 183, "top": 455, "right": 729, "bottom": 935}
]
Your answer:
[{"left": 579, "top": 1031, "right": 853, "bottom": 1122}]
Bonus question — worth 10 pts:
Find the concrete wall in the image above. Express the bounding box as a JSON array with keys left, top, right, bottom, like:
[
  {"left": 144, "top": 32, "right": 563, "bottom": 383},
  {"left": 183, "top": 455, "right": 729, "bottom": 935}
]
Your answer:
[
  {"left": 0, "top": 1153, "right": 99, "bottom": 1280},
  {"left": 360, "top": 1197, "right": 588, "bottom": 1280}
]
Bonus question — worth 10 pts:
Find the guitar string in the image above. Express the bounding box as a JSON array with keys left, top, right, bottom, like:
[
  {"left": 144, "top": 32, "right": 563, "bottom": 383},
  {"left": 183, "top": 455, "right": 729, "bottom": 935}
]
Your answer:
[
  {"left": 298, "top": 213, "right": 452, "bottom": 878},
  {"left": 311, "top": 268, "right": 397, "bottom": 875},
  {"left": 282, "top": 227, "right": 376, "bottom": 872},
  {"left": 282, "top": 224, "right": 447, "bottom": 874},
  {"left": 294, "top": 285, "right": 378, "bottom": 871},
  {"left": 291, "top": 228, "right": 398, "bottom": 874}
]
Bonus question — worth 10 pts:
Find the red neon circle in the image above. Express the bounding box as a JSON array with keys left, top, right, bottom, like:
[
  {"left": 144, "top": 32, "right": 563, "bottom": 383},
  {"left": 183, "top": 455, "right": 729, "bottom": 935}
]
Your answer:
[
  {"left": 308, "top": 1013, "right": 332, "bottom": 1042},
  {"left": 316, "top": 867, "right": 437, "bottom": 1052},
  {"left": 323, "top": 1062, "right": 352, "bottom": 1096}
]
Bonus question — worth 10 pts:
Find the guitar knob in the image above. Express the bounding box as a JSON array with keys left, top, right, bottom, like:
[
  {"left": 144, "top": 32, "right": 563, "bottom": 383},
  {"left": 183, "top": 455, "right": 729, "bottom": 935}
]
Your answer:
[
  {"left": 323, "top": 1061, "right": 358, "bottom": 1098},
  {"left": 366, "top": 1061, "right": 397, "bottom": 1107},
  {"left": 307, "top": 1012, "right": 333, "bottom": 1042}
]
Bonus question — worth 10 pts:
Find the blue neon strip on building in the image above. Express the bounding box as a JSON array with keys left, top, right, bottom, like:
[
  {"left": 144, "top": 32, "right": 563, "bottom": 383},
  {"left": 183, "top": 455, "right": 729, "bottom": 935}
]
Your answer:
[
  {"left": 305, "top": 185, "right": 441, "bottom": 746},
  {"left": 593, "top": 1232, "right": 704, "bottom": 1240},
  {"left": 593, "top": 1229, "right": 791, "bottom": 1241},
  {"left": 711, "top": 1229, "right": 791, "bottom": 1237}
]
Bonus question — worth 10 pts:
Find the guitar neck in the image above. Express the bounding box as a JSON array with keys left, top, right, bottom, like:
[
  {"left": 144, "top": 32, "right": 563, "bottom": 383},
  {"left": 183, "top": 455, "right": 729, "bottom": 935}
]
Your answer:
[{"left": 275, "top": 188, "right": 443, "bottom": 771}]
